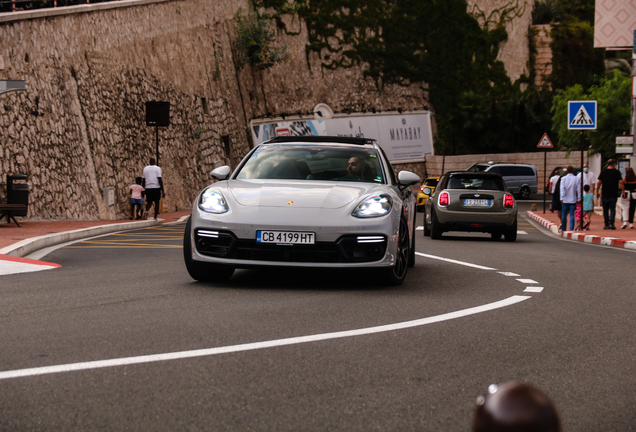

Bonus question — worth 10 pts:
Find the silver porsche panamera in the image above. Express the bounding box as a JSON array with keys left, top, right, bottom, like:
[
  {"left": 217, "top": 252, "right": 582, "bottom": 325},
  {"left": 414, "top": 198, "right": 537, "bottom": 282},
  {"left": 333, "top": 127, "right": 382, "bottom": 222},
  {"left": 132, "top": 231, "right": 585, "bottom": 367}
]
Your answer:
[{"left": 183, "top": 136, "right": 421, "bottom": 285}]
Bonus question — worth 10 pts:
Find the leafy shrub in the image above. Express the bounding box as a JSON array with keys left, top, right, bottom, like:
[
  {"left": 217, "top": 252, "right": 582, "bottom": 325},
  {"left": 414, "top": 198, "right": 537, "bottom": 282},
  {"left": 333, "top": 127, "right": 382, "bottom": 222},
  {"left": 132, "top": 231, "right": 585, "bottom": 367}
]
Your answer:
[{"left": 232, "top": 7, "right": 291, "bottom": 71}]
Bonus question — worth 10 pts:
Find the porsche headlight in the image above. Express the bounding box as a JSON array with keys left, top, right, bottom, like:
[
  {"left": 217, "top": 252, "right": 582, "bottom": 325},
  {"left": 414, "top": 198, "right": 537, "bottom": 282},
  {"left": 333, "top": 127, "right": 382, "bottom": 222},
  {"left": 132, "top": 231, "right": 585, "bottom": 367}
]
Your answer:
[
  {"left": 352, "top": 194, "right": 393, "bottom": 218},
  {"left": 199, "top": 188, "right": 229, "bottom": 214}
]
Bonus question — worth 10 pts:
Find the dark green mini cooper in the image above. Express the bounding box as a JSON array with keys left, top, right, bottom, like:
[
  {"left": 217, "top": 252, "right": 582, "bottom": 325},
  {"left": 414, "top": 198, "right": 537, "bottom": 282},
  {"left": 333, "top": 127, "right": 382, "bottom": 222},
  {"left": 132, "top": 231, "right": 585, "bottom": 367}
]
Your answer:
[{"left": 423, "top": 171, "right": 518, "bottom": 242}]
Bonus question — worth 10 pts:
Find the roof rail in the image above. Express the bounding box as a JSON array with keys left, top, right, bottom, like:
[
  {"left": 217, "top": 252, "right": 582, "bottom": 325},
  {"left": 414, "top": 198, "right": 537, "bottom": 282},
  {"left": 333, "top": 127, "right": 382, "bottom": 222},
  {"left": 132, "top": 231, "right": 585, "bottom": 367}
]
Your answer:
[{"left": 263, "top": 136, "right": 376, "bottom": 145}]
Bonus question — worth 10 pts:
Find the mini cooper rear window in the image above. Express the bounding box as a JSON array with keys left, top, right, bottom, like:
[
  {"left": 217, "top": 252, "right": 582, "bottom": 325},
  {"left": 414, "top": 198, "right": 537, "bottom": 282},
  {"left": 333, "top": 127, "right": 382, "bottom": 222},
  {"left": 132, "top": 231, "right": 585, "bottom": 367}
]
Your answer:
[
  {"left": 447, "top": 175, "right": 505, "bottom": 191},
  {"left": 236, "top": 144, "right": 385, "bottom": 183}
]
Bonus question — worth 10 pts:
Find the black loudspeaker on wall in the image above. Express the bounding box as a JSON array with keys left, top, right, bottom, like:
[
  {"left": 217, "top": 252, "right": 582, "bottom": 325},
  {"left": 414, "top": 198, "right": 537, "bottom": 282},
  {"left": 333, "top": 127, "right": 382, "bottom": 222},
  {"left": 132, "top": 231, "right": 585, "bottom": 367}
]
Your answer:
[{"left": 145, "top": 101, "right": 170, "bottom": 127}]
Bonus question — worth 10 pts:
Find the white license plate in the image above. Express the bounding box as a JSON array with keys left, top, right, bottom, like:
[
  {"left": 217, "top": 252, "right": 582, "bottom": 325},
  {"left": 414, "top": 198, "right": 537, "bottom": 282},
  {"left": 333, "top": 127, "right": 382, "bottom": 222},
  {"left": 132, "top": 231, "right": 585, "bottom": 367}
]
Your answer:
[
  {"left": 257, "top": 230, "right": 315, "bottom": 244},
  {"left": 463, "top": 199, "right": 490, "bottom": 207}
]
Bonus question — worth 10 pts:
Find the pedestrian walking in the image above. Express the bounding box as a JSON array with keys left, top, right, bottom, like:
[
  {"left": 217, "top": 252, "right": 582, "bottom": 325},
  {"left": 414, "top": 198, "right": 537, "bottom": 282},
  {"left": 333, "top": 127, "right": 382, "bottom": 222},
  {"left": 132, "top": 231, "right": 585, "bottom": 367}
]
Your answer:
[
  {"left": 142, "top": 157, "right": 165, "bottom": 220},
  {"left": 582, "top": 184, "right": 593, "bottom": 230},
  {"left": 129, "top": 176, "right": 145, "bottom": 220},
  {"left": 551, "top": 175, "right": 562, "bottom": 220},
  {"left": 619, "top": 166, "right": 636, "bottom": 229},
  {"left": 560, "top": 165, "right": 581, "bottom": 232},
  {"left": 576, "top": 163, "right": 596, "bottom": 199},
  {"left": 596, "top": 159, "right": 622, "bottom": 230},
  {"left": 574, "top": 202, "right": 582, "bottom": 231},
  {"left": 549, "top": 170, "right": 561, "bottom": 195}
]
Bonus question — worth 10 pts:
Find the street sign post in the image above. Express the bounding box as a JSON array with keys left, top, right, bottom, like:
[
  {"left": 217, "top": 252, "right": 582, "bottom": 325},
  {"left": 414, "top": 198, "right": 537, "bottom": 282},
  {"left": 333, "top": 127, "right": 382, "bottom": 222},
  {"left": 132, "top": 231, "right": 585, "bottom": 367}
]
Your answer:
[
  {"left": 537, "top": 133, "right": 553, "bottom": 213},
  {"left": 537, "top": 133, "right": 553, "bottom": 149},
  {"left": 616, "top": 135, "right": 634, "bottom": 154},
  {"left": 568, "top": 101, "right": 597, "bottom": 130},
  {"left": 568, "top": 101, "right": 597, "bottom": 217}
]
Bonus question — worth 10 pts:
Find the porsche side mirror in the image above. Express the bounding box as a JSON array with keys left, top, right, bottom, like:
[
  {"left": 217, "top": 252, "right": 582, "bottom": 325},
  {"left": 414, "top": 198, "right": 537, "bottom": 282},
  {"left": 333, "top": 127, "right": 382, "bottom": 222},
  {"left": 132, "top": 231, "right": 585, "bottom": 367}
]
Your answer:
[
  {"left": 398, "top": 171, "right": 421, "bottom": 187},
  {"left": 210, "top": 165, "right": 231, "bottom": 180}
]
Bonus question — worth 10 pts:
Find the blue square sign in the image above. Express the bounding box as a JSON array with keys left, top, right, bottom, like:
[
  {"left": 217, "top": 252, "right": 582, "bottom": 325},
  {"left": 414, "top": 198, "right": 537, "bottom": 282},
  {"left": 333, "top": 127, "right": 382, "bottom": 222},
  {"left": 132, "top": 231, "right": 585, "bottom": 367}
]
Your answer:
[{"left": 568, "top": 101, "right": 597, "bottom": 130}]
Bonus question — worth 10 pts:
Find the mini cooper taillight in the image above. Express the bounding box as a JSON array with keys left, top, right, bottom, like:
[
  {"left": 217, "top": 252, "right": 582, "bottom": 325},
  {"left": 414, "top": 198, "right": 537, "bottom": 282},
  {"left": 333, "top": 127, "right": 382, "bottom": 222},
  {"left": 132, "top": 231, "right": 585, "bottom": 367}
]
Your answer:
[
  {"left": 438, "top": 191, "right": 450, "bottom": 207},
  {"left": 504, "top": 194, "right": 515, "bottom": 209}
]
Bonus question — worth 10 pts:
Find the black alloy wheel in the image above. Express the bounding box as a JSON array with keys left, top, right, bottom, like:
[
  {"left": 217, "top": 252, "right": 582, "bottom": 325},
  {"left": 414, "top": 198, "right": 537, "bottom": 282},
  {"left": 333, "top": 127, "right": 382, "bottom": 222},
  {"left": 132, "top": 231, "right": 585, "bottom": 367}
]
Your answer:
[
  {"left": 384, "top": 218, "right": 410, "bottom": 285},
  {"left": 518, "top": 186, "right": 531, "bottom": 200}
]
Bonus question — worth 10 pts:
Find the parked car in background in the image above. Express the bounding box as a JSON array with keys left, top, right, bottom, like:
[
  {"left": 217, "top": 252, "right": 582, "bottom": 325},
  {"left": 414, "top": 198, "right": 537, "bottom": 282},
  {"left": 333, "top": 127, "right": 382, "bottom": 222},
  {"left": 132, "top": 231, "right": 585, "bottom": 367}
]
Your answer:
[
  {"left": 466, "top": 162, "right": 537, "bottom": 199},
  {"left": 423, "top": 171, "right": 518, "bottom": 241},
  {"left": 545, "top": 166, "right": 581, "bottom": 192},
  {"left": 183, "top": 136, "right": 421, "bottom": 285},
  {"left": 416, "top": 176, "right": 440, "bottom": 212}
]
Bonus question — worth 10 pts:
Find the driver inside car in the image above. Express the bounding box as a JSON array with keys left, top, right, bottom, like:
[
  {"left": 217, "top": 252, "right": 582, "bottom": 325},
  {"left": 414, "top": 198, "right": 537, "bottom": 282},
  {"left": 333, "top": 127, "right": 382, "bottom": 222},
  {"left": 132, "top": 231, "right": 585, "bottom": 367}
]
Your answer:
[{"left": 342, "top": 156, "right": 373, "bottom": 181}]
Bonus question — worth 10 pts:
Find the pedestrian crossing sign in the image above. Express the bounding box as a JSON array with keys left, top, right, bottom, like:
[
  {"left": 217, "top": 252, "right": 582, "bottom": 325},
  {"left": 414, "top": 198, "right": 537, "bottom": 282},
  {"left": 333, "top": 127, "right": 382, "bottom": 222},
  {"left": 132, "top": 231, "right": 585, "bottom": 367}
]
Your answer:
[{"left": 568, "top": 100, "right": 597, "bottom": 130}]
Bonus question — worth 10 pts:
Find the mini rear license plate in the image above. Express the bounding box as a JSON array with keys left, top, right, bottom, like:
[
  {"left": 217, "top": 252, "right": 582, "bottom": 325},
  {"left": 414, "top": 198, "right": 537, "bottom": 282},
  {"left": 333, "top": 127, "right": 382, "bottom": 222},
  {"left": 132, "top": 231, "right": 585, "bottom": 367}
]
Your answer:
[
  {"left": 257, "top": 230, "right": 315, "bottom": 244},
  {"left": 463, "top": 199, "right": 490, "bottom": 207}
]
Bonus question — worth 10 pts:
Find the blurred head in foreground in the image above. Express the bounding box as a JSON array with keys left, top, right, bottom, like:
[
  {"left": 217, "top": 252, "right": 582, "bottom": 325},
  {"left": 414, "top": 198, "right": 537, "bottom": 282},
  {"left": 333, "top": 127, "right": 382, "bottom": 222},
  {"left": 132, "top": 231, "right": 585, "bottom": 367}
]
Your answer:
[{"left": 473, "top": 382, "right": 561, "bottom": 432}]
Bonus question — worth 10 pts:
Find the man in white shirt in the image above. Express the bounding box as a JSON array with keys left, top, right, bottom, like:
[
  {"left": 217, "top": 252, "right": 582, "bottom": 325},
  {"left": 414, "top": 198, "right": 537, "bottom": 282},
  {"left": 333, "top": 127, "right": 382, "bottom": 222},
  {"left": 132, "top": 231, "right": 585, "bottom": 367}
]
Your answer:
[
  {"left": 142, "top": 158, "right": 165, "bottom": 220},
  {"left": 560, "top": 166, "right": 581, "bottom": 231},
  {"left": 549, "top": 171, "right": 561, "bottom": 193},
  {"left": 576, "top": 163, "right": 596, "bottom": 195}
]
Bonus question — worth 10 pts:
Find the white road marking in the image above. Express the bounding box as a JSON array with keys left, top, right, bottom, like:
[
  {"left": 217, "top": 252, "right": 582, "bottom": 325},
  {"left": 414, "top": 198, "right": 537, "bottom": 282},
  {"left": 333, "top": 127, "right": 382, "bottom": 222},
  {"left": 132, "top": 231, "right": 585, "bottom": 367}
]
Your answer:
[
  {"left": 497, "top": 272, "right": 520, "bottom": 277},
  {"left": 415, "top": 252, "right": 497, "bottom": 270},
  {"left": 0, "top": 295, "right": 531, "bottom": 381},
  {"left": 416, "top": 227, "right": 527, "bottom": 234},
  {"left": 516, "top": 278, "right": 538, "bottom": 284},
  {"left": 0, "top": 255, "right": 60, "bottom": 276},
  {"left": 524, "top": 287, "right": 544, "bottom": 293}
]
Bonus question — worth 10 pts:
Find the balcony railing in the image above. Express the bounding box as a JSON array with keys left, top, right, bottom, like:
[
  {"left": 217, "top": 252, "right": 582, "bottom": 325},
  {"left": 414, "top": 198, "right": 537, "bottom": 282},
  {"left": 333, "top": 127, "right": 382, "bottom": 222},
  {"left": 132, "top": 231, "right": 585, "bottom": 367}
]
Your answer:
[{"left": 0, "top": 0, "right": 116, "bottom": 13}]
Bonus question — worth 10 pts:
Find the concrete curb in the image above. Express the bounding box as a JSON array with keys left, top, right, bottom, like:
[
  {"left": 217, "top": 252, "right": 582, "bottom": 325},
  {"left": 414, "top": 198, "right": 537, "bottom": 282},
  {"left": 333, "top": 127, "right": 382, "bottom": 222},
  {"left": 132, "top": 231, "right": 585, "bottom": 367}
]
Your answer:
[
  {"left": 526, "top": 211, "right": 636, "bottom": 251},
  {"left": 0, "top": 219, "right": 160, "bottom": 257}
]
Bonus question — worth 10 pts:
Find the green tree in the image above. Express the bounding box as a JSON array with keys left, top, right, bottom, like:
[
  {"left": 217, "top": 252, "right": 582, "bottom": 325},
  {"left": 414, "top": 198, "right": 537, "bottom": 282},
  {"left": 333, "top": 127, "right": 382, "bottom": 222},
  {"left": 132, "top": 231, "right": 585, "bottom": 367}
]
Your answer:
[
  {"left": 233, "top": 7, "right": 291, "bottom": 71},
  {"left": 551, "top": 70, "right": 631, "bottom": 159},
  {"left": 257, "top": 0, "right": 535, "bottom": 154}
]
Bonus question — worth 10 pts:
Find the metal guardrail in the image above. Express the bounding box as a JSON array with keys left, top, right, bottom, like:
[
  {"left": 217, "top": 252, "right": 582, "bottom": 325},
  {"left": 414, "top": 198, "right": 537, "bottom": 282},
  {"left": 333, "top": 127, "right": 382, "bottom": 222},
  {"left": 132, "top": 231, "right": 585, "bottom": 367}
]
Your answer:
[{"left": 0, "top": 0, "right": 115, "bottom": 12}]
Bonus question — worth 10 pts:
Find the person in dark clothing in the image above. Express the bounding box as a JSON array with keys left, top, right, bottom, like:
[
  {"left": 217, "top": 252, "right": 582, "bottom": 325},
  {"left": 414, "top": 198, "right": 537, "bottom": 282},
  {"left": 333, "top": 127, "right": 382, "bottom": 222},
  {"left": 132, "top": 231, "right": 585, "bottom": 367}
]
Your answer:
[
  {"left": 596, "top": 159, "right": 623, "bottom": 230},
  {"left": 551, "top": 176, "right": 562, "bottom": 220}
]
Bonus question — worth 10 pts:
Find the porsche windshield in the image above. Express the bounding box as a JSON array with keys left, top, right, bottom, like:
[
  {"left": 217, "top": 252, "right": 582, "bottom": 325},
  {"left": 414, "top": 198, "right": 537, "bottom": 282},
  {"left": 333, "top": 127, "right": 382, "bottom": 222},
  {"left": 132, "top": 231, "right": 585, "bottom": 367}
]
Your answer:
[{"left": 235, "top": 144, "right": 385, "bottom": 183}]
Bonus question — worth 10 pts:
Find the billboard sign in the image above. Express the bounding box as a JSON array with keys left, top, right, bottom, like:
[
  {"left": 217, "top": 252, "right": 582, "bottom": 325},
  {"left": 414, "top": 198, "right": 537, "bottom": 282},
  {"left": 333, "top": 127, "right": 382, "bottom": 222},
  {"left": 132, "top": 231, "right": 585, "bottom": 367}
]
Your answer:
[
  {"left": 250, "top": 111, "right": 434, "bottom": 163},
  {"left": 594, "top": 1, "right": 636, "bottom": 48}
]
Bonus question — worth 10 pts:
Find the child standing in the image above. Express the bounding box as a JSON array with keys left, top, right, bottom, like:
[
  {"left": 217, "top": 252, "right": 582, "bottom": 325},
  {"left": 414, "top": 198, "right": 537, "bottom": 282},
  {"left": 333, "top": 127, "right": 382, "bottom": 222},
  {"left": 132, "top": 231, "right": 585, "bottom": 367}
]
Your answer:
[
  {"left": 582, "top": 184, "right": 594, "bottom": 230},
  {"left": 130, "top": 177, "right": 145, "bottom": 220}
]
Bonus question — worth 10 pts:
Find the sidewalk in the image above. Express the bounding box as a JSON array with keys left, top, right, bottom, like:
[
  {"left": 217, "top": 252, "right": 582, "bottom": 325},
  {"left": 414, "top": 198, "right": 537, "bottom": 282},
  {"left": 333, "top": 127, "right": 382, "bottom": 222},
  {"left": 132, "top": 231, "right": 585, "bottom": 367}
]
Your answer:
[
  {"left": 0, "top": 210, "right": 191, "bottom": 258},
  {"left": 526, "top": 206, "right": 636, "bottom": 250}
]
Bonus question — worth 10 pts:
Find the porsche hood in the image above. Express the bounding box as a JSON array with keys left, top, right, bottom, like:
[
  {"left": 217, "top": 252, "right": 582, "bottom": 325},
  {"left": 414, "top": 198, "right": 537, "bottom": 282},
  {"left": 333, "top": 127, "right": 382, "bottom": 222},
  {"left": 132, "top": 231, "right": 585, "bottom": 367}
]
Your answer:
[{"left": 225, "top": 180, "right": 378, "bottom": 209}]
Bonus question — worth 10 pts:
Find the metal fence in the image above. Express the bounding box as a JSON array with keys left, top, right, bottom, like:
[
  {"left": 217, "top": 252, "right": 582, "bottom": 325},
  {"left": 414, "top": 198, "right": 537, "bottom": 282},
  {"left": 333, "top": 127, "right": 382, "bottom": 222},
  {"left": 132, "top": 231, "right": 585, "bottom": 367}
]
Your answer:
[{"left": 0, "top": 0, "right": 115, "bottom": 12}]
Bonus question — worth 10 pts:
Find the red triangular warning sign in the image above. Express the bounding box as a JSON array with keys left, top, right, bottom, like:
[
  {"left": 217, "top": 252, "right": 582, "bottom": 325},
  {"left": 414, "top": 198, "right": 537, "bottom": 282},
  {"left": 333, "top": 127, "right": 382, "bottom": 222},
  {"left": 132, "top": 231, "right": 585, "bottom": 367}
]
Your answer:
[{"left": 537, "top": 133, "right": 553, "bottom": 149}]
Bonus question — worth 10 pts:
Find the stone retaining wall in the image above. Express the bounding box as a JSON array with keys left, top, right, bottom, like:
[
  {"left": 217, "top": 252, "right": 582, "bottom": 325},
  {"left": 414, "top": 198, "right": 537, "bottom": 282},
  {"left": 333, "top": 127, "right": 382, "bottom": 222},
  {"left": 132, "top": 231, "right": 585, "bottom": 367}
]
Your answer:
[{"left": 0, "top": 0, "right": 532, "bottom": 220}]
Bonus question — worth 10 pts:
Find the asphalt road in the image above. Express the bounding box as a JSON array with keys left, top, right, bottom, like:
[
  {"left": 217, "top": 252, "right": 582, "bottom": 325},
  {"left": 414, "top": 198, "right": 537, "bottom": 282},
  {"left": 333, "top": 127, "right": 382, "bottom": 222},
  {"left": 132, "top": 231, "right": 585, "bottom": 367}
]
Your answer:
[{"left": 1, "top": 217, "right": 635, "bottom": 431}]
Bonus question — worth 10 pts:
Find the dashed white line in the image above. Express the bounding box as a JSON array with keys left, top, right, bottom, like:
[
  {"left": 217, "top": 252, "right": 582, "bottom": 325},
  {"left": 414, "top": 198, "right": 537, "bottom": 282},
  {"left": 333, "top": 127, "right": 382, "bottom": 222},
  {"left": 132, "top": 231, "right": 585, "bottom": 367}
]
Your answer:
[
  {"left": 524, "top": 287, "right": 544, "bottom": 293},
  {"left": 415, "top": 252, "right": 497, "bottom": 270},
  {"left": 498, "top": 272, "right": 521, "bottom": 277},
  {"left": 516, "top": 278, "right": 538, "bottom": 284}
]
